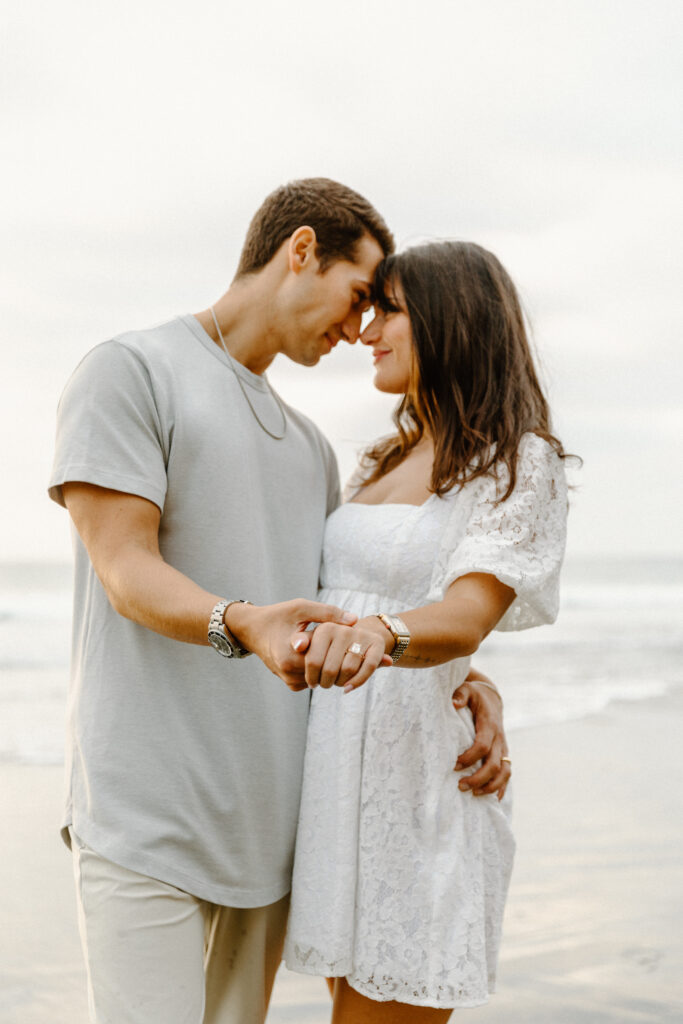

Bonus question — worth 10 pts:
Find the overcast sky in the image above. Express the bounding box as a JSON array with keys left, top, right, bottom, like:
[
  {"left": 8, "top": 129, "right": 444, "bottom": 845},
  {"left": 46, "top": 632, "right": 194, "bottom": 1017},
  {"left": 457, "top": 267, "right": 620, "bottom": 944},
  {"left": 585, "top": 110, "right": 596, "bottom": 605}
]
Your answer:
[{"left": 2, "top": 0, "right": 681, "bottom": 563}]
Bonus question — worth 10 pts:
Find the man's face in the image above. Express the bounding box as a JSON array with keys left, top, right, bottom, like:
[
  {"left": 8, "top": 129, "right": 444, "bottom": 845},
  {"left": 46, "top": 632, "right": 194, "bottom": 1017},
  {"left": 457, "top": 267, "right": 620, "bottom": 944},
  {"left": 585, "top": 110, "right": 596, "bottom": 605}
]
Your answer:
[{"left": 282, "top": 234, "right": 384, "bottom": 367}]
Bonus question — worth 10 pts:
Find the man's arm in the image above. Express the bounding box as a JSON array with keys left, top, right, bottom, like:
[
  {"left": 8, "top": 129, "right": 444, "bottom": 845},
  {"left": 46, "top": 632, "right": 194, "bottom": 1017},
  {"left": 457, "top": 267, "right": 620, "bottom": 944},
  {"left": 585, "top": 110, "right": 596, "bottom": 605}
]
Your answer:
[
  {"left": 62, "top": 482, "right": 358, "bottom": 690},
  {"left": 452, "top": 668, "right": 511, "bottom": 801}
]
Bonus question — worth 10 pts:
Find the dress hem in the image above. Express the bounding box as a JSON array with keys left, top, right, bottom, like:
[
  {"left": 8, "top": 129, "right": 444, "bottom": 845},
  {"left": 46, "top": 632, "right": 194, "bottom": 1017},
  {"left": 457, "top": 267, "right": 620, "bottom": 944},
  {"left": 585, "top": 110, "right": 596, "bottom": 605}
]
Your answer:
[{"left": 283, "top": 959, "right": 494, "bottom": 1009}]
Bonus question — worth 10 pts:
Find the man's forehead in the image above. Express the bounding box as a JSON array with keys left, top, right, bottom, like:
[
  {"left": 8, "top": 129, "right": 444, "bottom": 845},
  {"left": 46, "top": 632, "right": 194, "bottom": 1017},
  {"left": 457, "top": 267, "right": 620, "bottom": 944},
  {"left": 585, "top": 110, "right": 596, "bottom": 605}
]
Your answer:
[
  {"left": 354, "top": 273, "right": 375, "bottom": 292},
  {"left": 353, "top": 234, "right": 385, "bottom": 276}
]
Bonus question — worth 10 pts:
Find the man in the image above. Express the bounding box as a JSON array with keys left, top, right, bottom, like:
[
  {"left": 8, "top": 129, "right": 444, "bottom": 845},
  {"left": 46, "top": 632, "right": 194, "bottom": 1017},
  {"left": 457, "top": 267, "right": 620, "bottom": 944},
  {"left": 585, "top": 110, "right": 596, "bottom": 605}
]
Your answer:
[{"left": 49, "top": 178, "right": 508, "bottom": 1023}]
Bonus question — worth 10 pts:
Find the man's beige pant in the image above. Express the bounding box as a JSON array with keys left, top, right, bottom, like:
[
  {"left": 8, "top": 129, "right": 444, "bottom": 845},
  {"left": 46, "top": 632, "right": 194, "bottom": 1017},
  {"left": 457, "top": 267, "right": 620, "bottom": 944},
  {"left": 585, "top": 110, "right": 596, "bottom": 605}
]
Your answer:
[{"left": 70, "top": 830, "right": 290, "bottom": 1024}]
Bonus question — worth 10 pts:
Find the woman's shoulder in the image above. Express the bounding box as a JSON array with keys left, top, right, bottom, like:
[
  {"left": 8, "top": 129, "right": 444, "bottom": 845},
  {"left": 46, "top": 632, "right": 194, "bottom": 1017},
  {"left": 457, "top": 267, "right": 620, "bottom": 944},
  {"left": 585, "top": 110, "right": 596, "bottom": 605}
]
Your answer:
[
  {"left": 446, "top": 432, "right": 565, "bottom": 512},
  {"left": 515, "top": 433, "right": 567, "bottom": 499},
  {"left": 341, "top": 436, "right": 394, "bottom": 502},
  {"left": 490, "top": 431, "right": 564, "bottom": 481},
  {"left": 344, "top": 431, "right": 564, "bottom": 506},
  {"left": 342, "top": 463, "right": 369, "bottom": 503},
  {"left": 517, "top": 430, "right": 563, "bottom": 462}
]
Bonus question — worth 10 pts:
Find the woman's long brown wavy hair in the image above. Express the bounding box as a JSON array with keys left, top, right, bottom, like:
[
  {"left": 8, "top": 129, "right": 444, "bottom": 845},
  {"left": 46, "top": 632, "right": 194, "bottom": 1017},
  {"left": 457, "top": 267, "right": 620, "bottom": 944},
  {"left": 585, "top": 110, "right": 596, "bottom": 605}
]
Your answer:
[{"left": 362, "top": 240, "right": 570, "bottom": 502}]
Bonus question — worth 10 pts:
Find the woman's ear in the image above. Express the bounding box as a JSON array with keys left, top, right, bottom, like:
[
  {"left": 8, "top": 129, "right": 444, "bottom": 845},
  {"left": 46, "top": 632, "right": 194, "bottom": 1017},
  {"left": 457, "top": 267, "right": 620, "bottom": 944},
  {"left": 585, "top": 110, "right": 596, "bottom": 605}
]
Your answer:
[{"left": 288, "top": 226, "right": 318, "bottom": 274}]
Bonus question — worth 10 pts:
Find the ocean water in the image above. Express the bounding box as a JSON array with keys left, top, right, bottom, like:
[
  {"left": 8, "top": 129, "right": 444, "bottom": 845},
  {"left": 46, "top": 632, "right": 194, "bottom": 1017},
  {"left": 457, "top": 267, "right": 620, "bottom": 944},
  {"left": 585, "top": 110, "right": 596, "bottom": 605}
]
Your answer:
[{"left": 0, "top": 558, "right": 681, "bottom": 766}]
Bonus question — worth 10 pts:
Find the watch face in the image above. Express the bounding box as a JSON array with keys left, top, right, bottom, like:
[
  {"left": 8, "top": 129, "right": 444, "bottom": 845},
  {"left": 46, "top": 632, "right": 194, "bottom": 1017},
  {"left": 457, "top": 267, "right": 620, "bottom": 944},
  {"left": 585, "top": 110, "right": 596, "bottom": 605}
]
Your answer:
[{"left": 208, "top": 629, "right": 234, "bottom": 657}]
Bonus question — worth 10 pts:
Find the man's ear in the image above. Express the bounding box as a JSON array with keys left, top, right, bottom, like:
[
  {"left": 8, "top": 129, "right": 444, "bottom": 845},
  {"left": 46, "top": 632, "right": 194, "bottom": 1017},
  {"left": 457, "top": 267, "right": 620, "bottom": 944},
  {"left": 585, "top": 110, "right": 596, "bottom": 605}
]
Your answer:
[{"left": 288, "top": 226, "right": 318, "bottom": 274}]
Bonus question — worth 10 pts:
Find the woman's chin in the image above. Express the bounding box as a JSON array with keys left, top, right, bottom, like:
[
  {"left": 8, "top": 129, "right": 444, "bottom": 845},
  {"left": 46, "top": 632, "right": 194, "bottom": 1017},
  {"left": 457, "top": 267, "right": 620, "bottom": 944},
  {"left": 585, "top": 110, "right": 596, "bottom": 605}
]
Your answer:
[{"left": 372, "top": 371, "right": 407, "bottom": 395}]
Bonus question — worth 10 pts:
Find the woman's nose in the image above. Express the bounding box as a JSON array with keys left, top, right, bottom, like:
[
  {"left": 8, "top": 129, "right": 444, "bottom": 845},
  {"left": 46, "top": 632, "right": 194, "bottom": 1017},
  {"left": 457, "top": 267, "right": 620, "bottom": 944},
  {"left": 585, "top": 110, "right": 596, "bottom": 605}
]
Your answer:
[{"left": 360, "top": 314, "right": 382, "bottom": 345}]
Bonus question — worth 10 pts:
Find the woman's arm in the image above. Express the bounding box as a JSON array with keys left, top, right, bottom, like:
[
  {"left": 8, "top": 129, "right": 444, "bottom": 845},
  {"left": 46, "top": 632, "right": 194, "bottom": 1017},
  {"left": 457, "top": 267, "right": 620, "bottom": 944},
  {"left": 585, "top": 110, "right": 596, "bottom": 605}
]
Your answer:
[
  {"left": 363, "top": 571, "right": 515, "bottom": 670},
  {"left": 293, "top": 588, "right": 513, "bottom": 799},
  {"left": 299, "top": 571, "right": 514, "bottom": 691}
]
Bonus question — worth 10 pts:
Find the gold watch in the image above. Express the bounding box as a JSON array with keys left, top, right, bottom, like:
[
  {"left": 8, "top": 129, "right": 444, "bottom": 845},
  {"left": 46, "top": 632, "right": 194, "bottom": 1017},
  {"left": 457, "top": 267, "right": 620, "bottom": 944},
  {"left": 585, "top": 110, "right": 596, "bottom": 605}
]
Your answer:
[{"left": 376, "top": 613, "right": 411, "bottom": 664}]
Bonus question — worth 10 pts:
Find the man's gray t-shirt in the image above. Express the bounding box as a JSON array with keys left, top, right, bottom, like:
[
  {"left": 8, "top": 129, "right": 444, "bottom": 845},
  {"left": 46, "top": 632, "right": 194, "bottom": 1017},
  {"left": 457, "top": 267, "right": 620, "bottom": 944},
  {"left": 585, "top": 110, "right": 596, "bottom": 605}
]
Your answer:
[{"left": 49, "top": 315, "right": 340, "bottom": 907}]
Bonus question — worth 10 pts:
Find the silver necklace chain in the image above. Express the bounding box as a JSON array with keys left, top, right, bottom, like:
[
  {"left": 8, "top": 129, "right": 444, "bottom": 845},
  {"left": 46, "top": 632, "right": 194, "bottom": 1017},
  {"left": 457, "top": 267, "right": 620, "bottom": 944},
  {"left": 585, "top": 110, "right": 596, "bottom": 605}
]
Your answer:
[{"left": 209, "top": 307, "right": 287, "bottom": 441}]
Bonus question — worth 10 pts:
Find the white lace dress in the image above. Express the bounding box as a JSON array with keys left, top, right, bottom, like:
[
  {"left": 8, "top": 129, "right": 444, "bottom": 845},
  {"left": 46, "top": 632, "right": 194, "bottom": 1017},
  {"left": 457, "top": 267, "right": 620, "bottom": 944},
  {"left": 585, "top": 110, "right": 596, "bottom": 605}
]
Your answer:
[{"left": 284, "top": 434, "right": 568, "bottom": 1008}]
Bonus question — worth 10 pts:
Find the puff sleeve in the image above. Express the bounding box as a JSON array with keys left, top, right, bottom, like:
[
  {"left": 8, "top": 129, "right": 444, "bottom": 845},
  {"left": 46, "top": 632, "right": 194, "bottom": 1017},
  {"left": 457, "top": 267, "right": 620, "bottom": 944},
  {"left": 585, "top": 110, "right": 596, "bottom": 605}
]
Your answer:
[{"left": 426, "top": 433, "right": 568, "bottom": 630}]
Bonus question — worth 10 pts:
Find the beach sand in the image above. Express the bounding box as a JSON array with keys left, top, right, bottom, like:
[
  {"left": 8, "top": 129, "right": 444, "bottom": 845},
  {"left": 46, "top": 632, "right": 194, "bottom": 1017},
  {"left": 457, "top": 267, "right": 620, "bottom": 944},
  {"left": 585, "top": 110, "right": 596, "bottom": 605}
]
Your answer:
[{"left": 2, "top": 692, "right": 682, "bottom": 1024}]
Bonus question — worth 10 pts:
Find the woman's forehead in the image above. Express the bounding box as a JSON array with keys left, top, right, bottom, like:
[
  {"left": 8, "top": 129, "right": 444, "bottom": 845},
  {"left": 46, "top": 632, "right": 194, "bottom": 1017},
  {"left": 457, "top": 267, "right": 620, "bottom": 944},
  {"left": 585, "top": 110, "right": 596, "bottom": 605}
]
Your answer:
[{"left": 373, "top": 268, "right": 404, "bottom": 309}]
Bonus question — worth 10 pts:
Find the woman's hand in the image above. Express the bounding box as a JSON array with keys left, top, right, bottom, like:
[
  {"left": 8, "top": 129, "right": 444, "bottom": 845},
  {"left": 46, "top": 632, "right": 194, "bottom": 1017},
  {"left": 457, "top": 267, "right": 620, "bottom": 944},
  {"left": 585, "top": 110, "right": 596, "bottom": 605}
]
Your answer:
[
  {"left": 227, "top": 600, "right": 360, "bottom": 692},
  {"left": 290, "top": 619, "right": 392, "bottom": 691},
  {"left": 452, "top": 671, "right": 511, "bottom": 801}
]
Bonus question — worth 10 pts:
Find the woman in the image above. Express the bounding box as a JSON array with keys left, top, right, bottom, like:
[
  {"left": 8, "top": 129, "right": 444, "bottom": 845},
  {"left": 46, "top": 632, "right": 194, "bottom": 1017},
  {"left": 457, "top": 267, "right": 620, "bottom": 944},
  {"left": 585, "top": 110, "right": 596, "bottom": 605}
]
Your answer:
[{"left": 283, "top": 241, "right": 569, "bottom": 1021}]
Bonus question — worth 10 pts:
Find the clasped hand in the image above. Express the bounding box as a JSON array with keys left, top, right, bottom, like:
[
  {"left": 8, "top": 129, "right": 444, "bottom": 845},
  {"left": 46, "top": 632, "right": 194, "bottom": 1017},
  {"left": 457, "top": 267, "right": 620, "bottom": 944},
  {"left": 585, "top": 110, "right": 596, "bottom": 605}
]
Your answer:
[
  {"left": 224, "top": 599, "right": 390, "bottom": 694},
  {"left": 235, "top": 601, "right": 509, "bottom": 799},
  {"left": 289, "top": 621, "right": 511, "bottom": 801},
  {"left": 290, "top": 619, "right": 393, "bottom": 692}
]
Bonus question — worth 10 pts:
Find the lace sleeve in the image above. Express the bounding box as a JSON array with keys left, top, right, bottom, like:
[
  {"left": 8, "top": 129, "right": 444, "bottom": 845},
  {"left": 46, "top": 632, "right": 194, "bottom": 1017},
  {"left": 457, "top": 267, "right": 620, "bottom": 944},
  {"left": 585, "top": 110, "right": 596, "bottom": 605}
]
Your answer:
[{"left": 426, "top": 433, "right": 568, "bottom": 631}]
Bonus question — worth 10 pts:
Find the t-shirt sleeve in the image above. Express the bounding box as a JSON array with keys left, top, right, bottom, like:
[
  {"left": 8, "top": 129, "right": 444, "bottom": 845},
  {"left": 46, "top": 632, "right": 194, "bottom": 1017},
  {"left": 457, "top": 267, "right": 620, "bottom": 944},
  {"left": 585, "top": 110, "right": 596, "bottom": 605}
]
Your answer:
[
  {"left": 324, "top": 442, "right": 342, "bottom": 516},
  {"left": 48, "top": 340, "right": 168, "bottom": 511},
  {"left": 426, "top": 433, "right": 568, "bottom": 631}
]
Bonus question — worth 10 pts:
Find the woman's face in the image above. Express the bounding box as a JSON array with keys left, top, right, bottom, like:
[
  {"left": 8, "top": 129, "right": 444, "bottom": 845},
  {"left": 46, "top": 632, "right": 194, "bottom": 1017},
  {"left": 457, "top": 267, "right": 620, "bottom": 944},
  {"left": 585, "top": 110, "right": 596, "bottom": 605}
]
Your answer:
[{"left": 360, "top": 280, "right": 413, "bottom": 394}]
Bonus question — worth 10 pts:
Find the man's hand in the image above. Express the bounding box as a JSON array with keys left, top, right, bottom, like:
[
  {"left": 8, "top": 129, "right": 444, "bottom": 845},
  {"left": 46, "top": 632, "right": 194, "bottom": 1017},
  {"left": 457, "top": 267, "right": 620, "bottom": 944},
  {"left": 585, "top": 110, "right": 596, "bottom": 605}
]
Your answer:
[
  {"left": 286, "top": 619, "right": 393, "bottom": 692},
  {"left": 62, "top": 483, "right": 361, "bottom": 692},
  {"left": 452, "top": 670, "right": 511, "bottom": 801},
  {"left": 227, "top": 600, "right": 362, "bottom": 692}
]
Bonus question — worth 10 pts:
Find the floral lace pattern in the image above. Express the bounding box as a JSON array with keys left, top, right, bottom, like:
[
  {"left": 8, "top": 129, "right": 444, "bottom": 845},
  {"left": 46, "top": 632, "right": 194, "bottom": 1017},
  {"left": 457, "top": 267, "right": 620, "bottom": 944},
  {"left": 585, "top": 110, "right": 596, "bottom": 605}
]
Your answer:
[
  {"left": 427, "top": 433, "right": 568, "bottom": 629},
  {"left": 284, "top": 434, "right": 567, "bottom": 1007}
]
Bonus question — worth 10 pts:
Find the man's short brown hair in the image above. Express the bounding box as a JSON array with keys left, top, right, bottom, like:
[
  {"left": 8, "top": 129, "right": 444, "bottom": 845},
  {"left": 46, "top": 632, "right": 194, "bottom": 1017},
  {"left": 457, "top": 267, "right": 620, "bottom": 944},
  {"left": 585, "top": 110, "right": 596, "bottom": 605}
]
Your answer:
[{"left": 235, "top": 177, "right": 394, "bottom": 277}]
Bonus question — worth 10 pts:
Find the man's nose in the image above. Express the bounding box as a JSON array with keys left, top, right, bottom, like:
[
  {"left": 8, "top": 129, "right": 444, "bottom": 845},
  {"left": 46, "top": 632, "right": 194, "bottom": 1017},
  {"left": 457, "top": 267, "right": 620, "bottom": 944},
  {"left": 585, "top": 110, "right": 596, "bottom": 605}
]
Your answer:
[{"left": 340, "top": 309, "right": 363, "bottom": 345}]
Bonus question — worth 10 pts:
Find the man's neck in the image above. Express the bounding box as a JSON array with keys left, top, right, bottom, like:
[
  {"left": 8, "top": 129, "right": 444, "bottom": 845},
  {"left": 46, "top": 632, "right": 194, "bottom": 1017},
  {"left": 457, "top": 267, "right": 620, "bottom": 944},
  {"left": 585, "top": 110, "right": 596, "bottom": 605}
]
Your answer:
[{"left": 194, "top": 268, "right": 282, "bottom": 375}]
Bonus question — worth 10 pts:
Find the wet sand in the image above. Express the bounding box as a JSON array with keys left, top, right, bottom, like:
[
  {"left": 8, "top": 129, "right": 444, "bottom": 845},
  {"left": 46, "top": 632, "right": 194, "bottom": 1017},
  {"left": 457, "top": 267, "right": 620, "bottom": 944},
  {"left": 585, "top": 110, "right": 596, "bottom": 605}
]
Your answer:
[{"left": 2, "top": 692, "right": 682, "bottom": 1023}]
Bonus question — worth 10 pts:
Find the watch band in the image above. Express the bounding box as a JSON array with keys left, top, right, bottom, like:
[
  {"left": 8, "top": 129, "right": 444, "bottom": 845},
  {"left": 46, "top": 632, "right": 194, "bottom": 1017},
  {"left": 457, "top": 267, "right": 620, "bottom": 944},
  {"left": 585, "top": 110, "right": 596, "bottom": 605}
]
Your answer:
[
  {"left": 222, "top": 599, "right": 253, "bottom": 657},
  {"left": 208, "top": 599, "right": 253, "bottom": 658},
  {"left": 376, "top": 613, "right": 411, "bottom": 664}
]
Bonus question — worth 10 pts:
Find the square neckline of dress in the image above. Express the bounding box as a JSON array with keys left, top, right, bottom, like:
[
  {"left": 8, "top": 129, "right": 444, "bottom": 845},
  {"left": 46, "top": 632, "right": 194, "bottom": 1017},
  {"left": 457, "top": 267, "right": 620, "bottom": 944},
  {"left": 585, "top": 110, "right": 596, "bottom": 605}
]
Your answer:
[
  {"left": 346, "top": 487, "right": 460, "bottom": 510},
  {"left": 346, "top": 496, "right": 436, "bottom": 509}
]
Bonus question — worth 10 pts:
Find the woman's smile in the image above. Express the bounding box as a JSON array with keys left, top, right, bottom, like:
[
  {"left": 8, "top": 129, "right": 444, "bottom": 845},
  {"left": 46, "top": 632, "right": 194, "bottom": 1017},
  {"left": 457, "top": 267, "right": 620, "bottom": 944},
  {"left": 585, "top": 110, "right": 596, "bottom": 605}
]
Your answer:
[{"left": 371, "top": 347, "right": 391, "bottom": 362}]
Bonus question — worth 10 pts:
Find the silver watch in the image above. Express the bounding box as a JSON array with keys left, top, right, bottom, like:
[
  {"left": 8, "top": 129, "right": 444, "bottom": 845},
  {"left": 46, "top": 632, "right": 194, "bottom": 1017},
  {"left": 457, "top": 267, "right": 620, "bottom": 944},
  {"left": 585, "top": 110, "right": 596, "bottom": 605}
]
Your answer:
[
  {"left": 376, "top": 613, "right": 411, "bottom": 664},
  {"left": 208, "top": 599, "right": 253, "bottom": 659}
]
